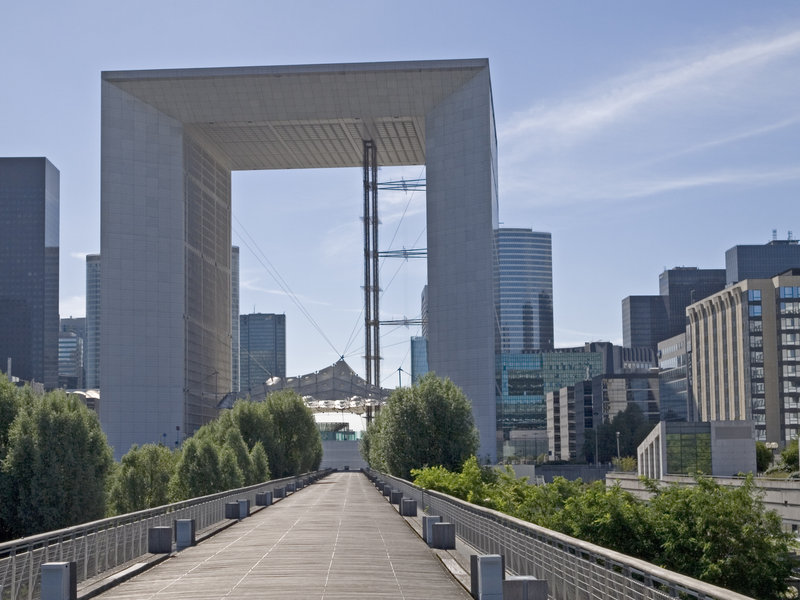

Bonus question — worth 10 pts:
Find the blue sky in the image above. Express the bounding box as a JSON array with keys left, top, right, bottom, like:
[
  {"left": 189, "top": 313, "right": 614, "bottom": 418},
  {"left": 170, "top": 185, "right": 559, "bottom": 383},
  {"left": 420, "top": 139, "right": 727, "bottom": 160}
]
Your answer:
[{"left": 2, "top": 1, "right": 799, "bottom": 387}]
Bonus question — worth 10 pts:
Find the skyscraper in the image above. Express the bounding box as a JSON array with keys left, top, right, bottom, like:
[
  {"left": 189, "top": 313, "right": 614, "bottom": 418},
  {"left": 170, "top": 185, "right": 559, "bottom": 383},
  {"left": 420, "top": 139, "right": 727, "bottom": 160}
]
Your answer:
[
  {"left": 622, "top": 267, "right": 725, "bottom": 351},
  {"left": 0, "top": 158, "right": 59, "bottom": 388},
  {"left": 726, "top": 237, "right": 800, "bottom": 285},
  {"left": 59, "top": 317, "right": 86, "bottom": 389},
  {"left": 239, "top": 313, "right": 286, "bottom": 395},
  {"left": 85, "top": 254, "right": 101, "bottom": 389},
  {"left": 495, "top": 228, "right": 553, "bottom": 353}
]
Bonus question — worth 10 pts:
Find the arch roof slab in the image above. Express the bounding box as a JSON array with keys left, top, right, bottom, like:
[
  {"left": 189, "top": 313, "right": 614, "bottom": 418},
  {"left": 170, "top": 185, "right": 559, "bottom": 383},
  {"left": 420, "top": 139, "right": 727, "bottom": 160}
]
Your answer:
[{"left": 102, "top": 59, "right": 489, "bottom": 170}]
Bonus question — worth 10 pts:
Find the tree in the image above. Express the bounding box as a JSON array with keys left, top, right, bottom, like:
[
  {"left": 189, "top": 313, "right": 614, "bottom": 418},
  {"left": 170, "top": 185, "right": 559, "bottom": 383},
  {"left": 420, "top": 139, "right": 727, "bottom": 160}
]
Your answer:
[
  {"left": 0, "top": 390, "right": 113, "bottom": 539},
  {"left": 249, "top": 441, "right": 270, "bottom": 483},
  {"left": 263, "top": 390, "right": 322, "bottom": 478},
  {"left": 647, "top": 475, "right": 795, "bottom": 599},
  {"left": 781, "top": 438, "right": 798, "bottom": 471},
  {"left": 755, "top": 441, "right": 773, "bottom": 473},
  {"left": 364, "top": 373, "right": 478, "bottom": 479},
  {"left": 109, "top": 443, "right": 178, "bottom": 514},
  {"left": 169, "top": 437, "right": 224, "bottom": 500}
]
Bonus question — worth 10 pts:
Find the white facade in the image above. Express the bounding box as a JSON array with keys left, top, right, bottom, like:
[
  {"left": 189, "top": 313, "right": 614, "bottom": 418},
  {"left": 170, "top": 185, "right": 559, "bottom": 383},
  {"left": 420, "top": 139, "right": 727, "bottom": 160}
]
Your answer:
[{"left": 101, "top": 60, "right": 499, "bottom": 459}]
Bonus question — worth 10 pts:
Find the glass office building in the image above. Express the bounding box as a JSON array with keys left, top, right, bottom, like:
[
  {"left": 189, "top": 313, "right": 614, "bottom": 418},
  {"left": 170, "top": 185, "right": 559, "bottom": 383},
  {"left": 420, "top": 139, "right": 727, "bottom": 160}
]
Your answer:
[
  {"left": 495, "top": 228, "right": 553, "bottom": 353},
  {"left": 497, "top": 350, "right": 602, "bottom": 459},
  {"left": 239, "top": 313, "right": 286, "bottom": 395},
  {"left": 0, "top": 158, "right": 59, "bottom": 388}
]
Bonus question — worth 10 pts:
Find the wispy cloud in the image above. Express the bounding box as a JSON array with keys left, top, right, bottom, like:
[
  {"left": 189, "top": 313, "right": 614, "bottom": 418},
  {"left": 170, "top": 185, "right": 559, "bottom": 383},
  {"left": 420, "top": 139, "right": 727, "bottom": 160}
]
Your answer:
[
  {"left": 240, "top": 277, "right": 331, "bottom": 307},
  {"left": 499, "top": 25, "right": 800, "bottom": 208},
  {"left": 501, "top": 28, "right": 800, "bottom": 146}
]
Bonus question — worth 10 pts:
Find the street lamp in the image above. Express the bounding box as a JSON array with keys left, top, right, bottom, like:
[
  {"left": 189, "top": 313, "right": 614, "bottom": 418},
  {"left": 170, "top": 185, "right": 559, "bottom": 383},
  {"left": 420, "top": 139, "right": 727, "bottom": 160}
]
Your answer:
[{"left": 615, "top": 431, "right": 621, "bottom": 462}]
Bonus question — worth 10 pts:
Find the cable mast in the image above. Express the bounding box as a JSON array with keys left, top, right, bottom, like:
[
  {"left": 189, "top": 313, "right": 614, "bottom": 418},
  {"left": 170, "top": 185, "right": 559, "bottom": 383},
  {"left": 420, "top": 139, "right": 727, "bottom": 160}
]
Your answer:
[{"left": 363, "top": 140, "right": 380, "bottom": 391}]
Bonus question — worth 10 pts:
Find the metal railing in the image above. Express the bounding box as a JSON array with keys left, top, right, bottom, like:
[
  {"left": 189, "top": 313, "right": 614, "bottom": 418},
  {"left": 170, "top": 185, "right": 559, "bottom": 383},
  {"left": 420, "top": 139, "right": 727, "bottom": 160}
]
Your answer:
[
  {"left": 0, "top": 470, "right": 331, "bottom": 600},
  {"left": 372, "top": 470, "right": 754, "bottom": 600}
]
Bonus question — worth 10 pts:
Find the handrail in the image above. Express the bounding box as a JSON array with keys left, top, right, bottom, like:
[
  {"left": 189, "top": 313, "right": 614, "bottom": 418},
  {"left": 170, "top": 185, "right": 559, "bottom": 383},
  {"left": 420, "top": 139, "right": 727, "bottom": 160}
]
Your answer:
[
  {"left": 0, "top": 469, "right": 331, "bottom": 600},
  {"left": 371, "top": 469, "right": 754, "bottom": 600}
]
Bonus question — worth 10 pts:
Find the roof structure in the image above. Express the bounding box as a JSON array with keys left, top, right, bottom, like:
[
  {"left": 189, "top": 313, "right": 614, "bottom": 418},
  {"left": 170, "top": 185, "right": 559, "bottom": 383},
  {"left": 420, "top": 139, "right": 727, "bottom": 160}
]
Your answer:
[
  {"left": 102, "top": 59, "right": 489, "bottom": 170},
  {"left": 217, "top": 359, "right": 389, "bottom": 411}
]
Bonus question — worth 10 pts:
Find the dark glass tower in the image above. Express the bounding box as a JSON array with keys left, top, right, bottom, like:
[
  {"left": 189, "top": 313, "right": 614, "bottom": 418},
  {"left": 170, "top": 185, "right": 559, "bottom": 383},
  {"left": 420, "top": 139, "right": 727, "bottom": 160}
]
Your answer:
[
  {"left": 0, "top": 158, "right": 59, "bottom": 388},
  {"left": 239, "top": 313, "right": 286, "bottom": 395},
  {"left": 495, "top": 228, "right": 554, "bottom": 352}
]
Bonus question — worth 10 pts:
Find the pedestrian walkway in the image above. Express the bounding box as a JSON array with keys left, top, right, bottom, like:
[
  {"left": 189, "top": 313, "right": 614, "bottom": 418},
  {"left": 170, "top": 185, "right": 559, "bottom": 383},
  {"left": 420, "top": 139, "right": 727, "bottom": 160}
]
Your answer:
[{"left": 93, "top": 472, "right": 471, "bottom": 599}]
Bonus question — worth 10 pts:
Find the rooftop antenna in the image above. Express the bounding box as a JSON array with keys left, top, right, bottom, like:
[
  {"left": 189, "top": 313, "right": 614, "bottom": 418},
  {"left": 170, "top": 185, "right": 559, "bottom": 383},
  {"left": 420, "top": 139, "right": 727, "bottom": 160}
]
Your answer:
[
  {"left": 790, "top": 231, "right": 794, "bottom": 242},
  {"left": 772, "top": 229, "right": 778, "bottom": 242}
]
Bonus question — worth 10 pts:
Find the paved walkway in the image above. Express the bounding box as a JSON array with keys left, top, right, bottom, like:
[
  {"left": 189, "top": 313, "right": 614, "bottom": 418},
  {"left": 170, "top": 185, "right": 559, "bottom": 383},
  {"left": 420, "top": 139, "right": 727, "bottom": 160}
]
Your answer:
[{"left": 94, "top": 472, "right": 471, "bottom": 599}]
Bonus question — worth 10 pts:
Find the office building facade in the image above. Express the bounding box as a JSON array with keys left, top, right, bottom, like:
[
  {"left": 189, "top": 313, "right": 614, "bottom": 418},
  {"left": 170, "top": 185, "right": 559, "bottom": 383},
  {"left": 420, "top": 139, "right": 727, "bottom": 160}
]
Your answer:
[
  {"left": 0, "top": 158, "right": 59, "bottom": 389},
  {"left": 100, "top": 60, "right": 498, "bottom": 458},
  {"left": 410, "top": 336, "right": 429, "bottom": 383},
  {"left": 495, "top": 228, "right": 553, "bottom": 353},
  {"left": 239, "top": 313, "right": 286, "bottom": 395},
  {"left": 726, "top": 238, "right": 800, "bottom": 285},
  {"left": 687, "top": 270, "right": 800, "bottom": 444},
  {"left": 58, "top": 331, "right": 84, "bottom": 389},
  {"left": 623, "top": 268, "right": 726, "bottom": 352},
  {"left": 85, "top": 254, "right": 101, "bottom": 389}
]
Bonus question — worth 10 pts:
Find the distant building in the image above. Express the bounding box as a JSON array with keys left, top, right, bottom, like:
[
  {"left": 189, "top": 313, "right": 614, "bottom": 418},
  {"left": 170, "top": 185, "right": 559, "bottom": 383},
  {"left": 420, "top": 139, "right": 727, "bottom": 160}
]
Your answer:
[
  {"left": 658, "top": 333, "right": 689, "bottom": 421},
  {"left": 0, "top": 158, "right": 59, "bottom": 389},
  {"left": 726, "top": 237, "right": 800, "bottom": 286},
  {"left": 498, "top": 349, "right": 603, "bottom": 460},
  {"left": 85, "top": 254, "right": 101, "bottom": 388},
  {"left": 638, "top": 420, "right": 756, "bottom": 479},
  {"left": 495, "top": 228, "right": 553, "bottom": 353},
  {"left": 239, "top": 313, "right": 286, "bottom": 395},
  {"left": 623, "top": 267, "right": 726, "bottom": 352},
  {"left": 59, "top": 317, "right": 86, "bottom": 388},
  {"left": 410, "top": 336, "right": 429, "bottom": 383},
  {"left": 583, "top": 341, "right": 656, "bottom": 375},
  {"left": 687, "top": 270, "right": 800, "bottom": 444},
  {"left": 58, "top": 331, "right": 84, "bottom": 389},
  {"left": 231, "top": 246, "right": 240, "bottom": 393}
]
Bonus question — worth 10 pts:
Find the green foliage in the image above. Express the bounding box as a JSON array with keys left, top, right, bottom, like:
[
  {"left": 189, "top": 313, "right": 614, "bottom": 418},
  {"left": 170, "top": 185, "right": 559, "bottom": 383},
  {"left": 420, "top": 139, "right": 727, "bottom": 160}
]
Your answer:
[
  {"left": 109, "top": 443, "right": 178, "bottom": 514},
  {"left": 169, "top": 437, "right": 223, "bottom": 500},
  {"left": 249, "top": 441, "right": 270, "bottom": 483},
  {"left": 363, "top": 373, "right": 478, "bottom": 478},
  {"left": 264, "top": 390, "right": 322, "bottom": 478},
  {"left": 781, "top": 438, "right": 798, "bottom": 471},
  {"left": 0, "top": 388, "right": 113, "bottom": 539},
  {"left": 649, "top": 475, "right": 795, "bottom": 599},
  {"left": 612, "top": 456, "right": 637, "bottom": 472},
  {"left": 755, "top": 441, "right": 773, "bottom": 473},
  {"left": 411, "top": 459, "right": 795, "bottom": 599}
]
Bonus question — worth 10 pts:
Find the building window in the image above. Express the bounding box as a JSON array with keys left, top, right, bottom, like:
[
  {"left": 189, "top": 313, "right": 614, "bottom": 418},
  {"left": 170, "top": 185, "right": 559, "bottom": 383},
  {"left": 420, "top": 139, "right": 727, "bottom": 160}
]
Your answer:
[
  {"left": 749, "top": 305, "right": 762, "bottom": 317},
  {"left": 748, "top": 289, "right": 762, "bottom": 301},
  {"left": 780, "top": 287, "right": 800, "bottom": 299}
]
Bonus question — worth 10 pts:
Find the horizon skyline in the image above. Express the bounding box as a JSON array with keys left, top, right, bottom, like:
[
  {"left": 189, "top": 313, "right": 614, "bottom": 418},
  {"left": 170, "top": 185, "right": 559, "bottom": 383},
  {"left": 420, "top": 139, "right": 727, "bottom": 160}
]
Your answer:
[{"left": 2, "top": 1, "right": 799, "bottom": 387}]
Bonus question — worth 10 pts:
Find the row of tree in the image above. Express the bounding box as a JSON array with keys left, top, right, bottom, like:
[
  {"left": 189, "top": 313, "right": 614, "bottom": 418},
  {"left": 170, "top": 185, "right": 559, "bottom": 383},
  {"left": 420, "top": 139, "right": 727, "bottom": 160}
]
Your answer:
[
  {"left": 411, "top": 458, "right": 795, "bottom": 600},
  {"left": 360, "top": 373, "right": 479, "bottom": 479},
  {"left": 0, "top": 375, "right": 321, "bottom": 541}
]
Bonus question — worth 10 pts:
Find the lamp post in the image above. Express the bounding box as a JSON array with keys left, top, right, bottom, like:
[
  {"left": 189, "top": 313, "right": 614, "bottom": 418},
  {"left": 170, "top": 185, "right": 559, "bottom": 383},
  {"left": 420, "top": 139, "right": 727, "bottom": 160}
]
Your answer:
[{"left": 615, "top": 431, "right": 621, "bottom": 462}]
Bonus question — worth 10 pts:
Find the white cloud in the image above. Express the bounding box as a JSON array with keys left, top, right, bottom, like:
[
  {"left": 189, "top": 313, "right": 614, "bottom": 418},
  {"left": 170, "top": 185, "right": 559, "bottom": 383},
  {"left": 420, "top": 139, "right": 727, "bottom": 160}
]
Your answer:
[{"left": 501, "top": 28, "right": 800, "bottom": 146}]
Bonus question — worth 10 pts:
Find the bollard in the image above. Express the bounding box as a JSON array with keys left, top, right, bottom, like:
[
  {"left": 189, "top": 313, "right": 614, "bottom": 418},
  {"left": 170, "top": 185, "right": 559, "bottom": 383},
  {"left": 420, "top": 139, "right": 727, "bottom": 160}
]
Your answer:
[
  {"left": 503, "top": 576, "right": 548, "bottom": 600},
  {"left": 148, "top": 526, "right": 172, "bottom": 553},
  {"left": 238, "top": 499, "right": 250, "bottom": 519},
  {"left": 400, "top": 498, "right": 417, "bottom": 517},
  {"left": 175, "top": 519, "right": 196, "bottom": 550},
  {"left": 287, "top": 482, "right": 296, "bottom": 493},
  {"left": 390, "top": 490, "right": 403, "bottom": 505},
  {"left": 256, "top": 491, "right": 273, "bottom": 506},
  {"left": 422, "top": 515, "right": 442, "bottom": 545},
  {"left": 431, "top": 522, "right": 456, "bottom": 550},
  {"left": 471, "top": 554, "right": 504, "bottom": 600},
  {"left": 225, "top": 501, "right": 240, "bottom": 519},
  {"left": 41, "top": 562, "right": 76, "bottom": 600},
  {"left": 382, "top": 484, "right": 392, "bottom": 497},
  {"left": 296, "top": 479, "right": 304, "bottom": 490},
  {"left": 274, "top": 486, "right": 286, "bottom": 499}
]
